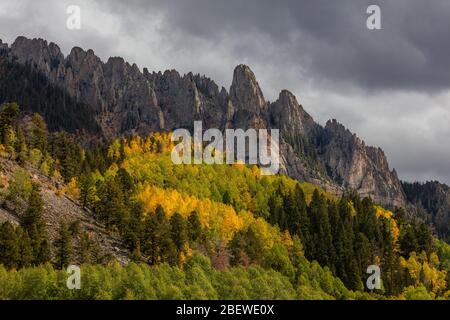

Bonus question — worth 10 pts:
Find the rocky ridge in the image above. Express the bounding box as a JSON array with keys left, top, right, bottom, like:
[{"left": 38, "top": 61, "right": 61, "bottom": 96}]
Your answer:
[{"left": 0, "top": 36, "right": 407, "bottom": 208}]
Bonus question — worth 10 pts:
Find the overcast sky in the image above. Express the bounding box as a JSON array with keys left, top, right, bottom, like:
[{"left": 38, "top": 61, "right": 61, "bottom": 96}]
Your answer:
[{"left": 1, "top": 0, "right": 450, "bottom": 184}]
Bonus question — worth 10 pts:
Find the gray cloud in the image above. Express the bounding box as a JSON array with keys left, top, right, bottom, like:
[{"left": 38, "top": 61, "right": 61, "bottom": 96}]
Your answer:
[
  {"left": 1, "top": 0, "right": 450, "bottom": 183},
  {"left": 103, "top": 0, "right": 450, "bottom": 92}
]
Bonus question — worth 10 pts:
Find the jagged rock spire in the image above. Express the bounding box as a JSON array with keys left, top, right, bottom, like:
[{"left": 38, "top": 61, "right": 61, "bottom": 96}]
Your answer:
[{"left": 229, "top": 64, "right": 268, "bottom": 129}]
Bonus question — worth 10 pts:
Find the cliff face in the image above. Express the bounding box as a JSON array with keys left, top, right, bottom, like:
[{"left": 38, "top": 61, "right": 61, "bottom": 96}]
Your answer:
[
  {"left": 317, "top": 120, "right": 406, "bottom": 207},
  {"left": 0, "top": 36, "right": 407, "bottom": 208},
  {"left": 403, "top": 181, "right": 450, "bottom": 241}
]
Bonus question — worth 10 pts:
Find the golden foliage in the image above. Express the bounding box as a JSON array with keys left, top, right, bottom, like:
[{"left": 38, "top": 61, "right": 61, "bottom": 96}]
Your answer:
[
  {"left": 375, "top": 206, "right": 400, "bottom": 241},
  {"left": 400, "top": 252, "right": 447, "bottom": 294},
  {"left": 136, "top": 184, "right": 244, "bottom": 242},
  {"left": 64, "top": 177, "right": 80, "bottom": 199}
]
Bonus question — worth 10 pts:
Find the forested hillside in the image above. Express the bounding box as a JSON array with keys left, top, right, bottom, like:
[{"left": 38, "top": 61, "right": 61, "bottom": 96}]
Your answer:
[
  {"left": 403, "top": 181, "right": 450, "bottom": 242},
  {"left": 0, "top": 102, "right": 449, "bottom": 299}
]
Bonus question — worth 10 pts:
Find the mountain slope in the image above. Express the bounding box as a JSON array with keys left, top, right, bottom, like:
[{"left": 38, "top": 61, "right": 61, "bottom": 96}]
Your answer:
[
  {"left": 403, "top": 181, "right": 450, "bottom": 241},
  {"left": 0, "top": 157, "right": 130, "bottom": 264},
  {"left": 0, "top": 36, "right": 407, "bottom": 208},
  {"left": 0, "top": 106, "right": 448, "bottom": 299}
]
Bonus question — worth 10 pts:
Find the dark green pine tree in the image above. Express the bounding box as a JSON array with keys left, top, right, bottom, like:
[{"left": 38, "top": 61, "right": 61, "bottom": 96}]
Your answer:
[
  {"left": 415, "top": 222, "right": 433, "bottom": 256},
  {"left": 20, "top": 183, "right": 51, "bottom": 265},
  {"left": 326, "top": 200, "right": 340, "bottom": 273},
  {"left": 78, "top": 232, "right": 92, "bottom": 264},
  {"left": 0, "top": 222, "right": 20, "bottom": 269},
  {"left": 268, "top": 192, "right": 285, "bottom": 230},
  {"left": 158, "top": 209, "right": 178, "bottom": 265},
  {"left": 222, "top": 190, "right": 232, "bottom": 205},
  {"left": 122, "top": 202, "right": 145, "bottom": 251},
  {"left": 20, "top": 183, "right": 45, "bottom": 230},
  {"left": 37, "top": 239, "right": 51, "bottom": 265},
  {"left": 399, "top": 224, "right": 419, "bottom": 257},
  {"left": 142, "top": 208, "right": 161, "bottom": 265},
  {"left": 358, "top": 198, "right": 375, "bottom": 239},
  {"left": 30, "top": 113, "right": 48, "bottom": 153},
  {"left": 116, "top": 167, "right": 134, "bottom": 197},
  {"left": 355, "top": 232, "right": 372, "bottom": 279},
  {"left": 18, "top": 229, "right": 34, "bottom": 268},
  {"left": 380, "top": 217, "right": 397, "bottom": 295},
  {"left": 338, "top": 197, "right": 362, "bottom": 290},
  {"left": 187, "top": 211, "right": 202, "bottom": 243},
  {"left": 287, "top": 185, "right": 312, "bottom": 259},
  {"left": 15, "top": 128, "right": 27, "bottom": 165},
  {"left": 141, "top": 205, "right": 177, "bottom": 265},
  {"left": 54, "top": 221, "right": 73, "bottom": 269},
  {"left": 48, "top": 132, "right": 83, "bottom": 182},
  {"left": 333, "top": 216, "right": 348, "bottom": 285},
  {"left": 309, "top": 189, "right": 333, "bottom": 268},
  {"left": 130, "top": 244, "right": 143, "bottom": 262},
  {"left": 170, "top": 213, "right": 188, "bottom": 251},
  {"left": 0, "top": 102, "right": 20, "bottom": 145},
  {"left": 95, "top": 177, "right": 128, "bottom": 229},
  {"left": 79, "top": 173, "right": 95, "bottom": 208},
  {"left": 284, "top": 189, "right": 297, "bottom": 233},
  {"left": 229, "top": 229, "right": 248, "bottom": 266},
  {"left": 228, "top": 225, "right": 265, "bottom": 266}
]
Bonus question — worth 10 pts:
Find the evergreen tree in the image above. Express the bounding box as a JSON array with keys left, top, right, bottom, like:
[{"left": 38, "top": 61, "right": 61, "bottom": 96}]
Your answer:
[
  {"left": 229, "top": 224, "right": 265, "bottom": 266},
  {"left": 18, "top": 229, "right": 33, "bottom": 268},
  {"left": 0, "top": 222, "right": 20, "bottom": 269},
  {"left": 187, "top": 211, "right": 202, "bottom": 243},
  {"left": 79, "top": 173, "right": 96, "bottom": 208},
  {"left": 295, "top": 186, "right": 312, "bottom": 253},
  {"left": 78, "top": 232, "right": 92, "bottom": 264},
  {"left": 415, "top": 222, "right": 433, "bottom": 256},
  {"left": 15, "top": 127, "right": 27, "bottom": 165},
  {"left": 142, "top": 209, "right": 160, "bottom": 265},
  {"left": 380, "top": 217, "right": 397, "bottom": 295},
  {"left": 309, "top": 190, "right": 333, "bottom": 267},
  {"left": 399, "top": 224, "right": 419, "bottom": 257},
  {"left": 170, "top": 213, "right": 188, "bottom": 252},
  {"left": 117, "top": 167, "right": 134, "bottom": 196},
  {"left": 30, "top": 113, "right": 48, "bottom": 152},
  {"left": 130, "top": 244, "right": 142, "bottom": 262},
  {"left": 36, "top": 238, "right": 51, "bottom": 265},
  {"left": 268, "top": 193, "right": 285, "bottom": 229},
  {"left": 229, "top": 229, "right": 250, "bottom": 266},
  {"left": 48, "top": 132, "right": 83, "bottom": 181},
  {"left": 20, "top": 183, "right": 45, "bottom": 230},
  {"left": 158, "top": 211, "right": 177, "bottom": 265},
  {"left": 122, "top": 202, "right": 145, "bottom": 251},
  {"left": 95, "top": 177, "right": 128, "bottom": 229},
  {"left": 337, "top": 197, "right": 360, "bottom": 290},
  {"left": 54, "top": 222, "right": 73, "bottom": 269},
  {"left": 355, "top": 232, "right": 372, "bottom": 281},
  {"left": 20, "top": 183, "right": 51, "bottom": 265},
  {"left": 0, "top": 102, "right": 19, "bottom": 145}
]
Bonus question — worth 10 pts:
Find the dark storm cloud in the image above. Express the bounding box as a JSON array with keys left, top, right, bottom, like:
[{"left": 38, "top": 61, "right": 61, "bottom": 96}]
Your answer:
[{"left": 103, "top": 0, "right": 450, "bottom": 92}]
